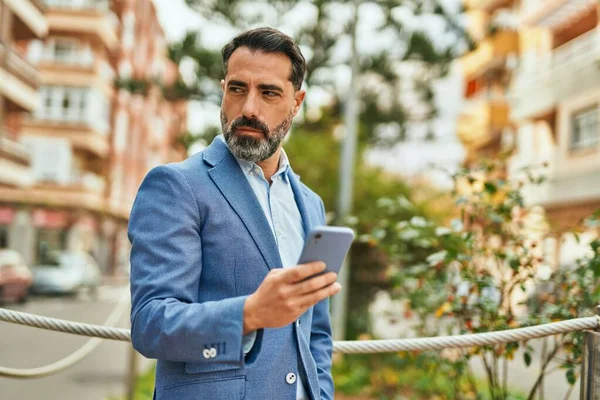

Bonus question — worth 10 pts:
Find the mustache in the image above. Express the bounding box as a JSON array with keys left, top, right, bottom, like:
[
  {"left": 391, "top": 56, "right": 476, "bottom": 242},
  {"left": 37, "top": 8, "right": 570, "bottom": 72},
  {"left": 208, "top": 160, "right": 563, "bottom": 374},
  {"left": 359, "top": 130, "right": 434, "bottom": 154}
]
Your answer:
[{"left": 230, "top": 116, "right": 269, "bottom": 136}]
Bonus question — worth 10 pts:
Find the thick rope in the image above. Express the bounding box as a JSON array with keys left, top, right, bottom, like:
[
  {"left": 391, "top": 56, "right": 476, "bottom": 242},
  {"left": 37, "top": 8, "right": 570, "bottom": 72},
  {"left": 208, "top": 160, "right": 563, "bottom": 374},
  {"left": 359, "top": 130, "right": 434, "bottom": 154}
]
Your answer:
[
  {"left": 334, "top": 316, "right": 600, "bottom": 354},
  {"left": 0, "top": 307, "right": 130, "bottom": 342},
  {"left": 1, "top": 308, "right": 598, "bottom": 355},
  {"left": 0, "top": 291, "right": 130, "bottom": 379}
]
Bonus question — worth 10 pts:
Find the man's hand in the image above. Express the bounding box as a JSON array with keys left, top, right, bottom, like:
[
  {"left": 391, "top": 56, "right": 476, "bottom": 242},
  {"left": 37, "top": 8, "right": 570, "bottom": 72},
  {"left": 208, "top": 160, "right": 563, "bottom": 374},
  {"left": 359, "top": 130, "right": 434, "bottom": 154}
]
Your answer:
[{"left": 243, "top": 262, "right": 341, "bottom": 334}]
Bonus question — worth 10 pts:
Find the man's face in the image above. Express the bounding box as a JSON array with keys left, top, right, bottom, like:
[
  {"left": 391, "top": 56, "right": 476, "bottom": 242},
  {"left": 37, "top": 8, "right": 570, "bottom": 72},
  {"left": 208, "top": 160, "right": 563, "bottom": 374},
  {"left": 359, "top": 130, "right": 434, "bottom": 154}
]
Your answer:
[{"left": 220, "top": 47, "right": 305, "bottom": 163}]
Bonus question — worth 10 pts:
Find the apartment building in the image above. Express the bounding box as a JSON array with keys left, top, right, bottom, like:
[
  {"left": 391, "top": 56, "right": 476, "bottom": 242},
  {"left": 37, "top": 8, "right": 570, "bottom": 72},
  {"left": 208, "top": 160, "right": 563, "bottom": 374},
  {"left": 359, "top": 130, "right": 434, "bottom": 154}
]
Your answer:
[
  {"left": 0, "top": 0, "right": 47, "bottom": 248},
  {"left": 509, "top": 0, "right": 599, "bottom": 264},
  {"left": 107, "top": 0, "right": 187, "bottom": 273},
  {"left": 458, "top": 0, "right": 520, "bottom": 166},
  {"left": 0, "top": 0, "right": 187, "bottom": 275}
]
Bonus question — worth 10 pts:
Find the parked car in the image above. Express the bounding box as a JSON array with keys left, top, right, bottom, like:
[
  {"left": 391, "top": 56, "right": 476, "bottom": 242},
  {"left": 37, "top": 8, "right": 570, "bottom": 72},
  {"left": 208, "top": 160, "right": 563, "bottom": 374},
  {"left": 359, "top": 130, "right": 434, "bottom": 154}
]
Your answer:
[
  {"left": 0, "top": 249, "right": 33, "bottom": 303},
  {"left": 30, "top": 251, "right": 101, "bottom": 296}
]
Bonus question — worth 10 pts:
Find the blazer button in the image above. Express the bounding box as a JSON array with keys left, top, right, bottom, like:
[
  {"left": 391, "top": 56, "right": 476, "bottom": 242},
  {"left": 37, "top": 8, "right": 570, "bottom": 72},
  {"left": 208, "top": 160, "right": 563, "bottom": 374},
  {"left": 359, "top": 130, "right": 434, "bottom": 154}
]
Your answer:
[
  {"left": 209, "top": 347, "right": 217, "bottom": 358},
  {"left": 202, "top": 349, "right": 211, "bottom": 359},
  {"left": 286, "top": 373, "right": 296, "bottom": 384}
]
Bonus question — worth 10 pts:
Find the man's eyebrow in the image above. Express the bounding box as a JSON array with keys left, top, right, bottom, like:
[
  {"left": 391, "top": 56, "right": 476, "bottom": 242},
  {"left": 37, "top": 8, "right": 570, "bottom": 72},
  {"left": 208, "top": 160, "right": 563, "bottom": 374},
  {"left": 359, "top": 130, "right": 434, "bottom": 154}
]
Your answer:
[
  {"left": 227, "top": 80, "right": 248, "bottom": 88},
  {"left": 258, "top": 84, "right": 284, "bottom": 93}
]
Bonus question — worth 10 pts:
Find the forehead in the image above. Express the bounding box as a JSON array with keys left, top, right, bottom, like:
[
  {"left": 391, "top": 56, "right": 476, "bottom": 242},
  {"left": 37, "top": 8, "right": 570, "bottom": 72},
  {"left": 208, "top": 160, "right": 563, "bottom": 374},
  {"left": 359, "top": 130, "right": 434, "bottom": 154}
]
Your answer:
[{"left": 226, "top": 47, "right": 292, "bottom": 88}]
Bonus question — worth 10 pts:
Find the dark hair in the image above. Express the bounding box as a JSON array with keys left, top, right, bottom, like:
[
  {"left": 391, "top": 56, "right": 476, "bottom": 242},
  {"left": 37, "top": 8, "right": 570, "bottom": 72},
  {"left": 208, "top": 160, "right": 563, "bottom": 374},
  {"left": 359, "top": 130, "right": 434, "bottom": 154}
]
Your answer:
[{"left": 222, "top": 27, "right": 306, "bottom": 91}]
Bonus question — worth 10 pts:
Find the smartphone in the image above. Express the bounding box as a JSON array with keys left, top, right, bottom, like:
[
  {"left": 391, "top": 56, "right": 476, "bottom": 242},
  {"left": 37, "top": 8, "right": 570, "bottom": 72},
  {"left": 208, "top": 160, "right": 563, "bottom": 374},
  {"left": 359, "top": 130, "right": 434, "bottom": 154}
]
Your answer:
[{"left": 297, "top": 226, "right": 355, "bottom": 279}]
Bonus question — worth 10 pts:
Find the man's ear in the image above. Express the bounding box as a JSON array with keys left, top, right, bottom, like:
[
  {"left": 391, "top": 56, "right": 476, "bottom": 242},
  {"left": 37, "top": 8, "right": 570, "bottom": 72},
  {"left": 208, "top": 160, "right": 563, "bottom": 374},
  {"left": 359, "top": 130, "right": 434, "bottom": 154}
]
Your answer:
[
  {"left": 293, "top": 90, "right": 306, "bottom": 116},
  {"left": 221, "top": 79, "right": 225, "bottom": 93}
]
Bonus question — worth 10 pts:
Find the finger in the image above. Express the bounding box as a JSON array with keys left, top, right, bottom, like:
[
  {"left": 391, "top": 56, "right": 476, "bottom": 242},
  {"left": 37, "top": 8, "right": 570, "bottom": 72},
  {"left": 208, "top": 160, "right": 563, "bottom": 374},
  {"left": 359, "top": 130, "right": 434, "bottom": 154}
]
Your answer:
[
  {"left": 299, "top": 282, "right": 342, "bottom": 309},
  {"left": 282, "top": 261, "right": 326, "bottom": 283},
  {"left": 291, "top": 271, "right": 338, "bottom": 295}
]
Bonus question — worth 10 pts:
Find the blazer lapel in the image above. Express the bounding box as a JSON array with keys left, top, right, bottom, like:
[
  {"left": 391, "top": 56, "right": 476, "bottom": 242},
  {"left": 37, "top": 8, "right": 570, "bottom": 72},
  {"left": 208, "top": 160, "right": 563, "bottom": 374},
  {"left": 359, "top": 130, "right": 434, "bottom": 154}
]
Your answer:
[
  {"left": 288, "top": 168, "right": 312, "bottom": 238},
  {"left": 205, "top": 138, "right": 282, "bottom": 270}
]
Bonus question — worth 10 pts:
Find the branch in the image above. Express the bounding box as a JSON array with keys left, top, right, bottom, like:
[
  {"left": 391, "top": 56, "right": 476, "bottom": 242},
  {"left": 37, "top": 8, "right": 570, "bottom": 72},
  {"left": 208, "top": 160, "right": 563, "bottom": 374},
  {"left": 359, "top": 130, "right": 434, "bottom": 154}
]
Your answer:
[
  {"left": 527, "top": 341, "right": 562, "bottom": 400},
  {"left": 482, "top": 352, "right": 498, "bottom": 398}
]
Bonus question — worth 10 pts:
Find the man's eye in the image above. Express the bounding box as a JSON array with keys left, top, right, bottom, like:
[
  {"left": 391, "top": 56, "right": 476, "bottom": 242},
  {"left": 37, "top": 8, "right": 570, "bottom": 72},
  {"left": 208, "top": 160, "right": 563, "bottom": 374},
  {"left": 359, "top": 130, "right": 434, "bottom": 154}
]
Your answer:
[
  {"left": 229, "top": 87, "right": 244, "bottom": 93},
  {"left": 263, "top": 91, "right": 279, "bottom": 97}
]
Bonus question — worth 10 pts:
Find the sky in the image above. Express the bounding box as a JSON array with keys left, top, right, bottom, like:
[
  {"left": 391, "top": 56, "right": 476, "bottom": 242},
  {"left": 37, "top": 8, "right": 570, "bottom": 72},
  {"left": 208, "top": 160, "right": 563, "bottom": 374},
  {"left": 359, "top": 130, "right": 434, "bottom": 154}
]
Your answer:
[{"left": 152, "top": 0, "right": 466, "bottom": 187}]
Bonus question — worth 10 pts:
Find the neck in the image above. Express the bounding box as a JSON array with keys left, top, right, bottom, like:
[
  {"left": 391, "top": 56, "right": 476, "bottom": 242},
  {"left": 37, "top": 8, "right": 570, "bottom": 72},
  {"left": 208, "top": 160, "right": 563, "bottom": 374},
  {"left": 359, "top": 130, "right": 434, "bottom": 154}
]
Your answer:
[{"left": 257, "top": 146, "right": 282, "bottom": 183}]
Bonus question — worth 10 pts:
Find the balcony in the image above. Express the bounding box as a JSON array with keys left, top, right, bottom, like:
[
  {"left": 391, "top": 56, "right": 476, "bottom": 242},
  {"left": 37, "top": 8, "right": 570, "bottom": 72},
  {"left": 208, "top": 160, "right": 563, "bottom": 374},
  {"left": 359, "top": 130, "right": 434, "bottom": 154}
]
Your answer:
[
  {"left": 43, "top": 0, "right": 119, "bottom": 51},
  {"left": 511, "top": 27, "right": 600, "bottom": 120},
  {"left": 458, "top": 96, "right": 511, "bottom": 150},
  {"left": 523, "top": 167, "right": 600, "bottom": 210},
  {"left": 0, "top": 43, "right": 40, "bottom": 112},
  {"left": 38, "top": 53, "right": 115, "bottom": 96},
  {"left": 20, "top": 115, "right": 109, "bottom": 159},
  {"left": 0, "top": 131, "right": 34, "bottom": 187},
  {"left": 464, "top": 0, "right": 514, "bottom": 12},
  {"left": 0, "top": 172, "right": 107, "bottom": 211},
  {"left": 5, "top": 0, "right": 48, "bottom": 40},
  {"left": 461, "top": 30, "right": 519, "bottom": 79},
  {"left": 521, "top": 0, "right": 596, "bottom": 29}
]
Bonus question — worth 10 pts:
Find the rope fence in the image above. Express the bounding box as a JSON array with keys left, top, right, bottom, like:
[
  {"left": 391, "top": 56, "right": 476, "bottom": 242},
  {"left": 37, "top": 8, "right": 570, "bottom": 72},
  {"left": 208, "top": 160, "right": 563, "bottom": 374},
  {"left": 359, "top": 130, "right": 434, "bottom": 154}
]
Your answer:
[
  {"left": 1, "top": 302, "right": 599, "bottom": 378},
  {"left": 0, "top": 291, "right": 130, "bottom": 379}
]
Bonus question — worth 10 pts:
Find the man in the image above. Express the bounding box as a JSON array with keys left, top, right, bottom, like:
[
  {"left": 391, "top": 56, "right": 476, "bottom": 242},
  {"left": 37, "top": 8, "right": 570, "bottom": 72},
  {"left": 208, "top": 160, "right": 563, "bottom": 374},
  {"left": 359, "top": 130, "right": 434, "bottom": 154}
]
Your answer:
[{"left": 128, "top": 27, "right": 340, "bottom": 400}]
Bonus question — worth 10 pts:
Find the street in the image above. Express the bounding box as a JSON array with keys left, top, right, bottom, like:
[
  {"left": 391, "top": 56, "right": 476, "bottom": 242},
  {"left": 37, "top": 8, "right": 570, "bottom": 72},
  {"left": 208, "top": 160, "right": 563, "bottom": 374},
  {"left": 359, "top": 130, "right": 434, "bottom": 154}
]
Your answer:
[{"left": 0, "top": 284, "right": 153, "bottom": 400}]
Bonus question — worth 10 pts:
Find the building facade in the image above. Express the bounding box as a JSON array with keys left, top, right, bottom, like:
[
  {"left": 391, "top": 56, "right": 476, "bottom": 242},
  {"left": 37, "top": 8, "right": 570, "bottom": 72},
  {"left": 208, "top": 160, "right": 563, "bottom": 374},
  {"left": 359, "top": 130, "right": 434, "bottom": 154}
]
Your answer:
[
  {"left": 0, "top": 0, "right": 187, "bottom": 275},
  {"left": 0, "top": 0, "right": 47, "bottom": 246},
  {"left": 509, "top": 0, "right": 600, "bottom": 265},
  {"left": 459, "top": 0, "right": 600, "bottom": 267},
  {"left": 458, "top": 0, "right": 520, "bottom": 166}
]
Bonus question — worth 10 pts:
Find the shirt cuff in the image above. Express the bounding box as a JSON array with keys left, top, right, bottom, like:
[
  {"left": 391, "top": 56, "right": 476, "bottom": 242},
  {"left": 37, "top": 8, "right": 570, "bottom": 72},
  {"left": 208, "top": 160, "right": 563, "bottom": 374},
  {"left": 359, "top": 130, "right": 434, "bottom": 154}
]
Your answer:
[{"left": 242, "top": 330, "right": 257, "bottom": 354}]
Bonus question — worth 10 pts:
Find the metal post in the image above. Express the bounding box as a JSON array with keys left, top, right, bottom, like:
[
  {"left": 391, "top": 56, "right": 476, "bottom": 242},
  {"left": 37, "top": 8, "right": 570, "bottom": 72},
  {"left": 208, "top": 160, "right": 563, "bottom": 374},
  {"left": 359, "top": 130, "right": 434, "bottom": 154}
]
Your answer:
[
  {"left": 580, "top": 306, "right": 600, "bottom": 399},
  {"left": 331, "top": 0, "right": 360, "bottom": 342}
]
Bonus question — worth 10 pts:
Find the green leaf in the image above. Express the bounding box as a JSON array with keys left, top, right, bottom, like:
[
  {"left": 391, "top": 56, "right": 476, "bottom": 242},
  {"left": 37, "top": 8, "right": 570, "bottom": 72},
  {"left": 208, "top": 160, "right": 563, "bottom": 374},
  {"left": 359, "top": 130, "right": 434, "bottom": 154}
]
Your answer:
[
  {"left": 484, "top": 182, "right": 497, "bottom": 194},
  {"left": 435, "top": 227, "right": 452, "bottom": 236},
  {"left": 524, "top": 352, "right": 531, "bottom": 367},
  {"left": 451, "top": 219, "right": 464, "bottom": 231},
  {"left": 426, "top": 251, "right": 447, "bottom": 266},
  {"left": 490, "top": 213, "right": 504, "bottom": 224},
  {"left": 456, "top": 196, "right": 468, "bottom": 205},
  {"left": 509, "top": 258, "right": 520, "bottom": 271},
  {"left": 566, "top": 368, "right": 576, "bottom": 385}
]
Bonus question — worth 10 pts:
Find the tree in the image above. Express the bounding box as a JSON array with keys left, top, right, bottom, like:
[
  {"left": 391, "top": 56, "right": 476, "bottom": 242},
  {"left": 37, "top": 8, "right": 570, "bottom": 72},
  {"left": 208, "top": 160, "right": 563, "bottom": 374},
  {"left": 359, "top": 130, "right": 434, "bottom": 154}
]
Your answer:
[{"left": 174, "top": 0, "right": 473, "bottom": 144}]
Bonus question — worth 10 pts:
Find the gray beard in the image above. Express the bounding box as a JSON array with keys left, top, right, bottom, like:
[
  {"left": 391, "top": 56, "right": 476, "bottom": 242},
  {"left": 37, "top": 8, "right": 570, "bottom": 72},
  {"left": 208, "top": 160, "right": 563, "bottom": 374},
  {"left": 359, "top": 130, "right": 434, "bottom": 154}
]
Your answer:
[{"left": 221, "top": 110, "right": 293, "bottom": 163}]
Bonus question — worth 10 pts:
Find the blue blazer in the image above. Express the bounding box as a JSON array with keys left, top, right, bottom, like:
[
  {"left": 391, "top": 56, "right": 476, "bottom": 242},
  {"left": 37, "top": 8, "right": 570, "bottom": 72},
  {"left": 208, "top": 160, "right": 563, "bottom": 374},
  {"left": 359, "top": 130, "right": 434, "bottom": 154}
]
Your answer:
[{"left": 128, "top": 136, "right": 334, "bottom": 400}]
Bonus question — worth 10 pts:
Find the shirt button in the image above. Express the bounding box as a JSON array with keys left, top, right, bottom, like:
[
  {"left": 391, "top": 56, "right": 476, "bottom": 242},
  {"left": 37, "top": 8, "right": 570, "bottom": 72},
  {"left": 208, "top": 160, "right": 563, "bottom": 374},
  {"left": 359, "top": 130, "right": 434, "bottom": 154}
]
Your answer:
[
  {"left": 296, "top": 320, "right": 301, "bottom": 327},
  {"left": 286, "top": 372, "right": 296, "bottom": 384}
]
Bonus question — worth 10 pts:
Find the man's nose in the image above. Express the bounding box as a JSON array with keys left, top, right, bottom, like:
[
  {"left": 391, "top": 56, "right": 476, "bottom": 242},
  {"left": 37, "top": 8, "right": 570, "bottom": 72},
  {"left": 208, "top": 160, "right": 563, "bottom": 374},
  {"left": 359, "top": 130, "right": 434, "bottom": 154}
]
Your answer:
[{"left": 241, "top": 92, "right": 260, "bottom": 120}]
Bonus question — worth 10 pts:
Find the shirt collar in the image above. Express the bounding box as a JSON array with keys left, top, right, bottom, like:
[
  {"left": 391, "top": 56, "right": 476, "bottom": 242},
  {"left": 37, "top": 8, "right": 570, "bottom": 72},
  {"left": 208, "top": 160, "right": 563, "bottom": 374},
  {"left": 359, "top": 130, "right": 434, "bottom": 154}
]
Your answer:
[{"left": 219, "top": 134, "right": 290, "bottom": 180}]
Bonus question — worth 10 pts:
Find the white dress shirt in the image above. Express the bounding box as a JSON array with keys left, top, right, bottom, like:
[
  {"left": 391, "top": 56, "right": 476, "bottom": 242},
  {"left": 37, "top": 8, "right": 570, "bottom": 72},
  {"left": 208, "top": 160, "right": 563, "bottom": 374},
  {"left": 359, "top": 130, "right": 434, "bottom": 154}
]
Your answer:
[{"left": 222, "top": 136, "right": 309, "bottom": 400}]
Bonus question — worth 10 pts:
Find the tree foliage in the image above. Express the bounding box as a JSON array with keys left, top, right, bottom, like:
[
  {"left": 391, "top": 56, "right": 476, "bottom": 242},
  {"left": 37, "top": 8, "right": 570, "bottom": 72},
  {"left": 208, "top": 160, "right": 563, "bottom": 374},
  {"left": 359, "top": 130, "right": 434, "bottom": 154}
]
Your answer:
[
  {"left": 355, "top": 159, "right": 600, "bottom": 399},
  {"left": 174, "top": 0, "right": 473, "bottom": 144}
]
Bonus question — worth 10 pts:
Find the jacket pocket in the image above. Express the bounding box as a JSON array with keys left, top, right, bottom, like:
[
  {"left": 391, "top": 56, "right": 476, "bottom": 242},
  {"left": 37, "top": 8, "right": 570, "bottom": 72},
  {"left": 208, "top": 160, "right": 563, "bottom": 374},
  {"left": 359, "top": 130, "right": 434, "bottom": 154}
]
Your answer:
[
  {"left": 184, "top": 360, "right": 242, "bottom": 374},
  {"left": 163, "top": 376, "right": 245, "bottom": 400}
]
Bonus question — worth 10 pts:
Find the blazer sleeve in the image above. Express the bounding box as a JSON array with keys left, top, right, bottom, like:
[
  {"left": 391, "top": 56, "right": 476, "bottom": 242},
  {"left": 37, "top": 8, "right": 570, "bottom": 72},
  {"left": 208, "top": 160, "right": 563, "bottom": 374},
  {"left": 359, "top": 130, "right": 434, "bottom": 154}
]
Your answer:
[
  {"left": 309, "top": 198, "right": 335, "bottom": 399},
  {"left": 128, "top": 164, "right": 248, "bottom": 366}
]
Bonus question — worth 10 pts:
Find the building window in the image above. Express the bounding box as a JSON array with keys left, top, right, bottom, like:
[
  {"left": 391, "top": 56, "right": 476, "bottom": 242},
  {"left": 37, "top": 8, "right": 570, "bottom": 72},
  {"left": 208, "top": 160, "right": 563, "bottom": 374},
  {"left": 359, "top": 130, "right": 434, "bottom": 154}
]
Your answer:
[
  {"left": 571, "top": 107, "right": 599, "bottom": 151},
  {"left": 37, "top": 86, "right": 89, "bottom": 123},
  {"left": 36, "top": 229, "right": 67, "bottom": 265},
  {"left": 62, "top": 93, "right": 71, "bottom": 110},
  {"left": 54, "top": 40, "right": 76, "bottom": 62},
  {"left": 0, "top": 226, "right": 8, "bottom": 248}
]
